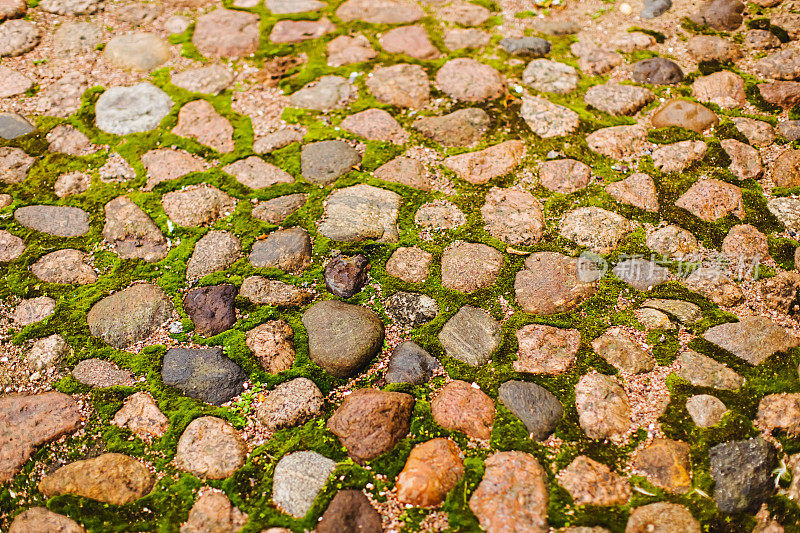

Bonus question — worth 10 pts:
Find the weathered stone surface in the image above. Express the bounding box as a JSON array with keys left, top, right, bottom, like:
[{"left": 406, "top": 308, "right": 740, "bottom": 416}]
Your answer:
[
  {"left": 13, "top": 296, "right": 55, "bottom": 326},
  {"left": 692, "top": 71, "right": 745, "bottom": 109},
  {"left": 412, "top": 108, "right": 489, "bottom": 147},
  {"left": 252, "top": 194, "right": 307, "bottom": 224},
  {"left": 520, "top": 96, "right": 580, "bottom": 138},
  {"left": 436, "top": 58, "right": 505, "bottom": 102},
  {"left": 250, "top": 227, "right": 312, "bottom": 272},
  {"left": 336, "top": 0, "right": 423, "bottom": 24},
  {"left": 104, "top": 32, "right": 170, "bottom": 72},
  {"left": 691, "top": 0, "right": 745, "bottom": 31},
  {"left": 396, "top": 438, "right": 464, "bottom": 507},
  {"left": 432, "top": 380, "right": 494, "bottom": 439},
  {"left": 0, "top": 228, "right": 24, "bottom": 261},
  {"left": 172, "top": 64, "right": 235, "bottom": 95},
  {"left": 181, "top": 490, "right": 248, "bottom": 533},
  {"left": 380, "top": 25, "right": 439, "bottom": 60},
  {"left": 632, "top": 58, "right": 684, "bottom": 85},
  {"left": 173, "top": 100, "right": 234, "bottom": 153},
  {"left": 0, "top": 392, "right": 81, "bottom": 482},
  {"left": 771, "top": 148, "right": 800, "bottom": 188},
  {"left": 756, "top": 48, "right": 800, "bottom": 81},
  {"left": 192, "top": 9, "right": 259, "bottom": 58},
  {"left": 559, "top": 455, "right": 630, "bottom": 506},
  {"left": 104, "top": 196, "right": 168, "bottom": 263},
  {"left": 633, "top": 438, "right": 692, "bottom": 493},
  {"left": 586, "top": 124, "right": 648, "bottom": 159},
  {"left": 15, "top": 205, "right": 90, "bottom": 237},
  {"left": 733, "top": 117, "right": 775, "bottom": 147},
  {"left": 647, "top": 225, "right": 699, "bottom": 259},
  {"left": 768, "top": 197, "right": 800, "bottom": 233},
  {"left": 443, "top": 140, "right": 525, "bottom": 184},
  {"left": 175, "top": 417, "right": 245, "bottom": 479},
  {"left": 575, "top": 373, "right": 631, "bottom": 440},
  {"left": 95, "top": 83, "right": 173, "bottom": 135},
  {"left": 703, "top": 316, "right": 800, "bottom": 365},
  {"left": 685, "top": 267, "right": 743, "bottom": 306},
  {"left": 374, "top": 156, "right": 430, "bottom": 190},
  {"left": 341, "top": 108, "right": 408, "bottom": 144},
  {"left": 8, "top": 507, "right": 84, "bottom": 533},
  {"left": 721, "top": 139, "right": 762, "bottom": 180},
  {"left": 246, "top": 320, "right": 295, "bottom": 373},
  {"left": 187, "top": 231, "right": 240, "bottom": 280},
  {"left": 481, "top": 187, "right": 544, "bottom": 246},
  {"left": 386, "top": 246, "right": 432, "bottom": 283},
  {"left": 327, "top": 388, "right": 413, "bottom": 463},
  {"left": 39, "top": 454, "right": 154, "bottom": 505},
  {"left": 709, "top": 437, "right": 777, "bottom": 513},
  {"left": 438, "top": 1, "right": 490, "bottom": 25},
  {"left": 162, "top": 347, "right": 246, "bottom": 405},
  {"left": 367, "top": 64, "right": 429, "bottom": 108},
  {"left": 72, "top": 359, "right": 134, "bottom": 388},
  {"left": 327, "top": 34, "right": 377, "bottom": 66},
  {"left": 112, "top": 392, "right": 169, "bottom": 442},
  {"left": 269, "top": 18, "right": 335, "bottom": 44},
  {"left": 499, "top": 380, "right": 562, "bottom": 440},
  {"left": 240, "top": 276, "right": 312, "bottom": 308},
  {"left": 317, "top": 490, "right": 381, "bottom": 533},
  {"left": 686, "top": 394, "right": 727, "bottom": 427},
  {"left": 385, "top": 341, "right": 439, "bottom": 385},
  {"left": 584, "top": 83, "right": 653, "bottom": 116},
  {"left": 0, "top": 20, "right": 39, "bottom": 57},
  {"left": 290, "top": 76, "right": 353, "bottom": 111},
  {"left": 0, "top": 147, "right": 34, "bottom": 184},
  {"left": 676, "top": 179, "right": 744, "bottom": 221},
  {"left": 469, "top": 452, "right": 548, "bottom": 533},
  {"left": 301, "top": 140, "right": 360, "bottom": 185},
  {"left": 272, "top": 451, "right": 336, "bottom": 518},
  {"left": 385, "top": 291, "right": 438, "bottom": 328},
  {"left": 88, "top": 283, "right": 172, "bottom": 349},
  {"left": 500, "top": 36, "right": 551, "bottom": 57},
  {"left": 560, "top": 207, "right": 634, "bottom": 254},
  {"left": 26, "top": 334, "right": 69, "bottom": 371},
  {"left": 606, "top": 173, "right": 659, "bottom": 212},
  {"left": 651, "top": 99, "right": 718, "bottom": 133},
  {"left": 652, "top": 140, "right": 707, "bottom": 173},
  {"left": 439, "top": 306, "right": 501, "bottom": 366},
  {"left": 592, "top": 328, "right": 655, "bottom": 374},
  {"left": 515, "top": 324, "right": 579, "bottom": 374},
  {"left": 303, "top": 300, "right": 384, "bottom": 378},
  {"left": 515, "top": 252, "right": 598, "bottom": 315},
  {"left": 757, "top": 393, "right": 800, "bottom": 436},
  {"left": 441, "top": 242, "right": 503, "bottom": 293},
  {"left": 318, "top": 184, "right": 401, "bottom": 243},
  {"left": 256, "top": 378, "right": 323, "bottom": 431},
  {"left": 46, "top": 125, "right": 99, "bottom": 156},
  {"left": 677, "top": 349, "right": 743, "bottom": 389},
  {"left": 31, "top": 249, "right": 96, "bottom": 285},
  {"left": 522, "top": 59, "right": 578, "bottom": 94},
  {"left": 626, "top": 503, "right": 701, "bottom": 533},
  {"left": 183, "top": 284, "right": 237, "bottom": 337},
  {"left": 142, "top": 148, "right": 206, "bottom": 191},
  {"left": 760, "top": 81, "right": 800, "bottom": 108}
]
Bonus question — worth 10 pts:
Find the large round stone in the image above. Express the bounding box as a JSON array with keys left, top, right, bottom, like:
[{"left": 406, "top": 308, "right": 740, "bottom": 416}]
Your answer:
[
  {"left": 87, "top": 283, "right": 173, "bottom": 349},
  {"left": 95, "top": 83, "right": 174, "bottom": 135},
  {"left": 302, "top": 300, "right": 384, "bottom": 378}
]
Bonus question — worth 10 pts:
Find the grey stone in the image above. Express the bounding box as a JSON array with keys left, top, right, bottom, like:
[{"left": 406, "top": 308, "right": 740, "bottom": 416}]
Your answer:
[
  {"left": 290, "top": 76, "right": 352, "bottom": 111},
  {"left": 39, "top": 0, "right": 99, "bottom": 15},
  {"left": 522, "top": 59, "right": 579, "bottom": 94},
  {"left": 172, "top": 64, "right": 235, "bottom": 95},
  {"left": 249, "top": 227, "right": 312, "bottom": 272},
  {"left": 709, "top": 437, "right": 777, "bottom": 513},
  {"left": 87, "top": 283, "right": 172, "bottom": 349},
  {"left": 302, "top": 300, "right": 384, "bottom": 378},
  {"left": 0, "top": 20, "right": 40, "bottom": 57},
  {"left": 612, "top": 259, "right": 669, "bottom": 291},
  {"left": 161, "top": 347, "right": 246, "bottom": 405},
  {"left": 318, "top": 184, "right": 401, "bottom": 243},
  {"left": 560, "top": 207, "right": 635, "bottom": 255},
  {"left": 186, "top": 230, "right": 240, "bottom": 280},
  {"left": 632, "top": 58, "right": 684, "bottom": 85},
  {"left": 71, "top": 358, "right": 135, "bottom": 388},
  {"left": 95, "top": 83, "right": 173, "bottom": 135},
  {"left": 642, "top": 0, "right": 671, "bottom": 18},
  {"left": 0, "top": 113, "right": 34, "bottom": 139},
  {"left": 27, "top": 334, "right": 69, "bottom": 371},
  {"left": 498, "top": 380, "right": 563, "bottom": 440},
  {"left": 272, "top": 451, "right": 336, "bottom": 518},
  {"left": 301, "top": 140, "right": 360, "bottom": 185},
  {"left": 385, "top": 341, "right": 440, "bottom": 385},
  {"left": 104, "top": 32, "right": 170, "bottom": 72},
  {"left": 411, "top": 108, "right": 490, "bottom": 147},
  {"left": 385, "top": 291, "right": 439, "bottom": 328},
  {"left": 703, "top": 316, "right": 800, "bottom": 365},
  {"left": 500, "top": 37, "right": 551, "bottom": 57},
  {"left": 439, "top": 306, "right": 501, "bottom": 366},
  {"left": 53, "top": 22, "right": 102, "bottom": 56},
  {"left": 252, "top": 194, "right": 307, "bottom": 224},
  {"left": 15, "top": 205, "right": 90, "bottom": 237}
]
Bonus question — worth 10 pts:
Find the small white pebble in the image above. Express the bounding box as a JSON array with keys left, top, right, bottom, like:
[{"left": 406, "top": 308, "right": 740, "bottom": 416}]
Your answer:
[{"left": 620, "top": 3, "right": 632, "bottom": 14}]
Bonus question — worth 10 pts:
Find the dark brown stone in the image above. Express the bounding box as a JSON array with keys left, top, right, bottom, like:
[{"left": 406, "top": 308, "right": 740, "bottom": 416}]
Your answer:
[
  {"left": 183, "top": 284, "right": 237, "bottom": 337},
  {"left": 317, "top": 490, "right": 382, "bottom": 533}
]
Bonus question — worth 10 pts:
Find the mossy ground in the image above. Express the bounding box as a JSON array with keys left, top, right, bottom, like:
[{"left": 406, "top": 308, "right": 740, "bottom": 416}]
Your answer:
[{"left": 2, "top": 0, "right": 800, "bottom": 531}]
